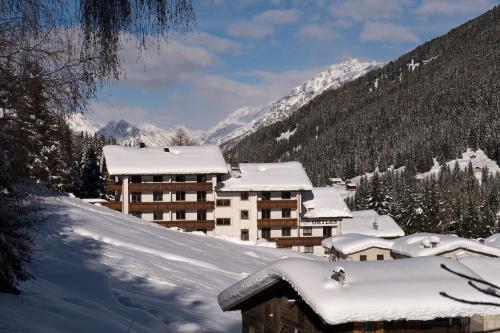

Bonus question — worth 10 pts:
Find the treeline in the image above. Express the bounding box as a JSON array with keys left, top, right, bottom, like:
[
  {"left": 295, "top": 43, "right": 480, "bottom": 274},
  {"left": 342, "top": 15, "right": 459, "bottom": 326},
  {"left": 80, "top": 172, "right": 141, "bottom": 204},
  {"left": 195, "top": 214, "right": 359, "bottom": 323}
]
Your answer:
[
  {"left": 346, "top": 162, "right": 500, "bottom": 238},
  {"left": 227, "top": 6, "right": 500, "bottom": 185}
]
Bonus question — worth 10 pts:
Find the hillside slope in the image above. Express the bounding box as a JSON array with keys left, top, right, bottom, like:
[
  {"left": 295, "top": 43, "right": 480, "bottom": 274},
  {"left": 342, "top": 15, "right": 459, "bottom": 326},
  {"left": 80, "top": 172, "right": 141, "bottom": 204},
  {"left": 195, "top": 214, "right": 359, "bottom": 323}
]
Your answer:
[
  {"left": 200, "top": 59, "right": 381, "bottom": 148},
  {"left": 0, "top": 194, "right": 312, "bottom": 332},
  {"left": 228, "top": 6, "right": 500, "bottom": 184}
]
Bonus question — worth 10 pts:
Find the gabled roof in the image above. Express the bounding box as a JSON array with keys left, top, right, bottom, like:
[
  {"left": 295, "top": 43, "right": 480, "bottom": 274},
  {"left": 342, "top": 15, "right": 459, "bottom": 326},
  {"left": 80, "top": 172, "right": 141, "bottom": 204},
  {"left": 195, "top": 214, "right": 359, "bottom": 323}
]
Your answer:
[
  {"left": 102, "top": 145, "right": 228, "bottom": 175},
  {"left": 218, "top": 162, "right": 313, "bottom": 192},
  {"left": 341, "top": 210, "right": 404, "bottom": 238},
  {"left": 218, "top": 257, "right": 500, "bottom": 325},
  {"left": 302, "top": 187, "right": 352, "bottom": 219},
  {"left": 322, "top": 232, "right": 500, "bottom": 258}
]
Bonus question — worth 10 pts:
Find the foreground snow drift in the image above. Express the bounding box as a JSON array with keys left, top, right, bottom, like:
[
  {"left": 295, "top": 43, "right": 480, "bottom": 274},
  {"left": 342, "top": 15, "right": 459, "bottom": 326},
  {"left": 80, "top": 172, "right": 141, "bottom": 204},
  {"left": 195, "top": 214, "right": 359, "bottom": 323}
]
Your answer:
[{"left": 0, "top": 195, "right": 314, "bottom": 332}]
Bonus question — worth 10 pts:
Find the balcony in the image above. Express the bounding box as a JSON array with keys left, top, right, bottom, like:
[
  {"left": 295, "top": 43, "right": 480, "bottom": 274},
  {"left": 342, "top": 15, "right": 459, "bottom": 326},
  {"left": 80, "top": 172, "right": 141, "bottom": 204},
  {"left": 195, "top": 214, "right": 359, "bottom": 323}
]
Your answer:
[
  {"left": 154, "top": 220, "right": 215, "bottom": 231},
  {"left": 257, "top": 218, "right": 297, "bottom": 228},
  {"left": 257, "top": 200, "right": 297, "bottom": 209},
  {"left": 101, "top": 201, "right": 122, "bottom": 211},
  {"left": 105, "top": 181, "right": 212, "bottom": 192},
  {"left": 266, "top": 236, "right": 325, "bottom": 247},
  {"left": 129, "top": 201, "right": 215, "bottom": 211}
]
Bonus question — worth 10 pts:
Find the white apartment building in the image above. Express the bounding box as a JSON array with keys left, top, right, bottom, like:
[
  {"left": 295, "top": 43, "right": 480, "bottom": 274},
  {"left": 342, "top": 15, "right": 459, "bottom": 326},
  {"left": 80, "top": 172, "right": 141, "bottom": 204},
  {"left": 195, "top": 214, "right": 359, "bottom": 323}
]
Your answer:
[{"left": 100, "top": 144, "right": 391, "bottom": 256}]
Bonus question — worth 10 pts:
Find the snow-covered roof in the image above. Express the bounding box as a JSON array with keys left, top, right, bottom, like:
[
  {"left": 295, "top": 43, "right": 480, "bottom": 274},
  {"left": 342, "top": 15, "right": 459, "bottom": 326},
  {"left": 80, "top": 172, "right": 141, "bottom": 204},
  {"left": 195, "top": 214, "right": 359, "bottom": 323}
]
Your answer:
[
  {"left": 102, "top": 145, "right": 229, "bottom": 175},
  {"left": 219, "top": 162, "right": 313, "bottom": 192},
  {"left": 218, "top": 257, "right": 500, "bottom": 325},
  {"left": 321, "top": 233, "right": 393, "bottom": 254},
  {"left": 322, "top": 232, "right": 500, "bottom": 257},
  {"left": 302, "top": 187, "right": 352, "bottom": 219},
  {"left": 341, "top": 210, "right": 404, "bottom": 238},
  {"left": 485, "top": 233, "right": 500, "bottom": 249},
  {"left": 458, "top": 256, "right": 500, "bottom": 286}
]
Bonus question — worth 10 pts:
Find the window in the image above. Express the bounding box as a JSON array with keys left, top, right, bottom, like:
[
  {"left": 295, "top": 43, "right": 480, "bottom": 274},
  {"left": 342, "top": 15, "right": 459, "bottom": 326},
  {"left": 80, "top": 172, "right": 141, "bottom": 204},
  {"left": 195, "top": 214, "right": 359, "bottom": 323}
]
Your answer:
[
  {"left": 131, "top": 175, "right": 141, "bottom": 183},
  {"left": 216, "top": 199, "right": 230, "bottom": 207},
  {"left": 282, "top": 208, "right": 291, "bottom": 218},
  {"left": 196, "top": 175, "right": 207, "bottom": 183},
  {"left": 153, "top": 210, "right": 163, "bottom": 221},
  {"left": 197, "top": 191, "right": 206, "bottom": 202},
  {"left": 282, "top": 227, "right": 291, "bottom": 236},
  {"left": 261, "top": 209, "right": 271, "bottom": 219},
  {"left": 176, "top": 191, "right": 185, "bottom": 201},
  {"left": 241, "top": 229, "right": 249, "bottom": 241},
  {"left": 360, "top": 255, "right": 367, "bottom": 261},
  {"left": 175, "top": 175, "right": 186, "bottom": 182},
  {"left": 323, "top": 226, "right": 332, "bottom": 237},
  {"left": 261, "top": 191, "right": 271, "bottom": 200},
  {"left": 175, "top": 210, "right": 186, "bottom": 220},
  {"left": 153, "top": 175, "right": 163, "bottom": 182},
  {"left": 240, "top": 210, "right": 249, "bottom": 220},
  {"left": 240, "top": 192, "right": 249, "bottom": 200},
  {"left": 216, "top": 218, "right": 231, "bottom": 226},
  {"left": 303, "top": 227, "right": 312, "bottom": 236},
  {"left": 261, "top": 228, "right": 271, "bottom": 238},
  {"left": 197, "top": 210, "right": 206, "bottom": 221},
  {"left": 281, "top": 191, "right": 291, "bottom": 199},
  {"left": 131, "top": 192, "right": 141, "bottom": 202},
  {"left": 304, "top": 246, "right": 314, "bottom": 254},
  {"left": 153, "top": 191, "right": 163, "bottom": 202},
  {"left": 130, "top": 211, "right": 142, "bottom": 218},
  {"left": 377, "top": 254, "right": 384, "bottom": 261}
]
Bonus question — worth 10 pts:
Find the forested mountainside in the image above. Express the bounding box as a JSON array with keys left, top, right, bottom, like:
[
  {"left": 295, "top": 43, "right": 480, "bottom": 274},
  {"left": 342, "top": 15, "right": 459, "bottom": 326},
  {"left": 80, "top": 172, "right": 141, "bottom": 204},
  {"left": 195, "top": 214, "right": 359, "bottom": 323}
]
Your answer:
[{"left": 227, "top": 6, "right": 500, "bottom": 185}]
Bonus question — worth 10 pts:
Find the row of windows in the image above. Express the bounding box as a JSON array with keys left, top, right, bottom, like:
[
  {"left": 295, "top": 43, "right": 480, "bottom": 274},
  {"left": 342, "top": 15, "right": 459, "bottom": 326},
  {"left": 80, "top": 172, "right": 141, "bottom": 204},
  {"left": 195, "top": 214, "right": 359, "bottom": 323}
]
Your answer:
[
  {"left": 216, "top": 191, "right": 293, "bottom": 206},
  {"left": 130, "top": 175, "right": 209, "bottom": 183},
  {"left": 131, "top": 191, "right": 207, "bottom": 202},
  {"left": 131, "top": 210, "right": 208, "bottom": 221},
  {"left": 359, "top": 254, "right": 385, "bottom": 261}
]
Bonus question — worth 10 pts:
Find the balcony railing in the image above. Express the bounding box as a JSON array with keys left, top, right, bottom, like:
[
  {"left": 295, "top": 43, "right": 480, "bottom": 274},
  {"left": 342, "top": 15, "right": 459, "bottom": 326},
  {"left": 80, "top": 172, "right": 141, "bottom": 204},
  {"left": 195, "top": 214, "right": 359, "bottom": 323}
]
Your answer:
[
  {"left": 266, "top": 236, "right": 325, "bottom": 247},
  {"left": 154, "top": 220, "right": 215, "bottom": 231},
  {"left": 101, "top": 201, "right": 122, "bottom": 211},
  {"left": 105, "top": 181, "right": 212, "bottom": 192},
  {"left": 257, "top": 200, "right": 297, "bottom": 209},
  {"left": 129, "top": 201, "right": 214, "bottom": 211},
  {"left": 257, "top": 218, "right": 297, "bottom": 228}
]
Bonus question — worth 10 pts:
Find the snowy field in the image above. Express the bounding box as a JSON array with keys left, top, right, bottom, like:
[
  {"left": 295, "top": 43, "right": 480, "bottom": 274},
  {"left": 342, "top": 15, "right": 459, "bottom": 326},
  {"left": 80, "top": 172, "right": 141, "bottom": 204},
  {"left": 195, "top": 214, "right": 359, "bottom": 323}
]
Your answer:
[{"left": 0, "top": 194, "right": 316, "bottom": 333}]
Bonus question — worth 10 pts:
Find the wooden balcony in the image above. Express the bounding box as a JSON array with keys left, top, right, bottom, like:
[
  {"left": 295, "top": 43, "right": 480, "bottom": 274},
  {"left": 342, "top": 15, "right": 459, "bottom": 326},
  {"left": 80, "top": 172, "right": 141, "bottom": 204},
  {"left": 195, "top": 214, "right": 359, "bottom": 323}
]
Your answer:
[
  {"left": 105, "top": 181, "right": 212, "bottom": 192},
  {"left": 129, "top": 201, "right": 215, "bottom": 211},
  {"left": 154, "top": 220, "right": 215, "bottom": 231},
  {"left": 257, "top": 218, "right": 297, "bottom": 228},
  {"left": 257, "top": 200, "right": 297, "bottom": 209},
  {"left": 101, "top": 201, "right": 122, "bottom": 211},
  {"left": 266, "top": 236, "right": 325, "bottom": 247}
]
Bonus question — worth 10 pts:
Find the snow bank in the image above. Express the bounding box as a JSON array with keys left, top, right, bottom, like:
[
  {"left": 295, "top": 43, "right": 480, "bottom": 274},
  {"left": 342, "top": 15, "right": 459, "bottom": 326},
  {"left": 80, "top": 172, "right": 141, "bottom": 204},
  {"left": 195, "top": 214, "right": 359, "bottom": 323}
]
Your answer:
[
  {"left": 218, "top": 257, "right": 500, "bottom": 325},
  {"left": 102, "top": 145, "right": 228, "bottom": 175},
  {"left": 322, "top": 233, "right": 393, "bottom": 254},
  {"left": 219, "top": 162, "right": 313, "bottom": 191},
  {"left": 302, "top": 187, "right": 352, "bottom": 218},
  {"left": 0, "top": 195, "right": 313, "bottom": 333},
  {"left": 342, "top": 209, "right": 405, "bottom": 238}
]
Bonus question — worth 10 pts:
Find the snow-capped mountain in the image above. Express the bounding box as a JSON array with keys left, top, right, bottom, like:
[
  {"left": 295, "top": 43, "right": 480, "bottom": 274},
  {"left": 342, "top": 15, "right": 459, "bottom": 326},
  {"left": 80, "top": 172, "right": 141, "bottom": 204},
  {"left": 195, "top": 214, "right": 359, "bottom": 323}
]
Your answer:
[
  {"left": 199, "top": 59, "right": 382, "bottom": 147},
  {"left": 97, "top": 119, "right": 177, "bottom": 147},
  {"left": 66, "top": 113, "right": 102, "bottom": 135}
]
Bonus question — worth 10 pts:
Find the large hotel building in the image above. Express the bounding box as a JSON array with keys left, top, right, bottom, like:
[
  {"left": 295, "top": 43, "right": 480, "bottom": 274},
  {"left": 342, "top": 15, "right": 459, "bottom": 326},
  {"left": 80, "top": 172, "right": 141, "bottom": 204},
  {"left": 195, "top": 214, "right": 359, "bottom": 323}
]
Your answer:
[{"left": 101, "top": 145, "right": 402, "bottom": 255}]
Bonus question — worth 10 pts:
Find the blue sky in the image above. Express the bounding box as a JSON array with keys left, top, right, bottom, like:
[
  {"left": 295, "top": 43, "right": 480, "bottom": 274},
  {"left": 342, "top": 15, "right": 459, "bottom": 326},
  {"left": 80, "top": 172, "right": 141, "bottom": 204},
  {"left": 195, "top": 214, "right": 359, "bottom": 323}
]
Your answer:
[{"left": 89, "top": 0, "right": 498, "bottom": 131}]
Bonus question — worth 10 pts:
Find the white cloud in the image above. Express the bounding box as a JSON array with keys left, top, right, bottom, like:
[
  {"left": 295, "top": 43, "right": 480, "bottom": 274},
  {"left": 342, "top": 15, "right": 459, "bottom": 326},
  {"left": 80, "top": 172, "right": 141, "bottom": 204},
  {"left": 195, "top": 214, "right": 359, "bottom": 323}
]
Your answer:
[
  {"left": 227, "top": 9, "right": 300, "bottom": 38},
  {"left": 297, "top": 24, "right": 341, "bottom": 41},
  {"left": 330, "top": 0, "right": 410, "bottom": 21},
  {"left": 360, "top": 21, "right": 419, "bottom": 43},
  {"left": 416, "top": 0, "right": 496, "bottom": 16}
]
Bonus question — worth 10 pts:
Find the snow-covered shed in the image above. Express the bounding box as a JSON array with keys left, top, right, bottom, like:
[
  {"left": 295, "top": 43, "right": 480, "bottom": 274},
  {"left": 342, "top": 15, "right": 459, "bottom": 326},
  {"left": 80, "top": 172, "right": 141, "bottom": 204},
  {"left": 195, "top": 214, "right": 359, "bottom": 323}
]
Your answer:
[
  {"left": 301, "top": 187, "right": 352, "bottom": 220},
  {"left": 218, "top": 257, "right": 500, "bottom": 332},
  {"left": 341, "top": 209, "right": 404, "bottom": 238},
  {"left": 101, "top": 145, "right": 229, "bottom": 175},
  {"left": 322, "top": 232, "right": 500, "bottom": 261},
  {"left": 218, "top": 162, "right": 313, "bottom": 192}
]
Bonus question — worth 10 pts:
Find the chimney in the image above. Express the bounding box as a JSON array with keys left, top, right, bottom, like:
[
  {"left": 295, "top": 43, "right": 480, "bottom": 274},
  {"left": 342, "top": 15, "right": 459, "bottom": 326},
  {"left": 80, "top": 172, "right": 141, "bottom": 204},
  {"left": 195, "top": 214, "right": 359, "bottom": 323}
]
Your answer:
[
  {"left": 139, "top": 142, "right": 146, "bottom": 148},
  {"left": 478, "top": 238, "right": 485, "bottom": 244},
  {"left": 430, "top": 236, "right": 440, "bottom": 248},
  {"left": 331, "top": 266, "right": 346, "bottom": 286},
  {"left": 372, "top": 220, "right": 378, "bottom": 231}
]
